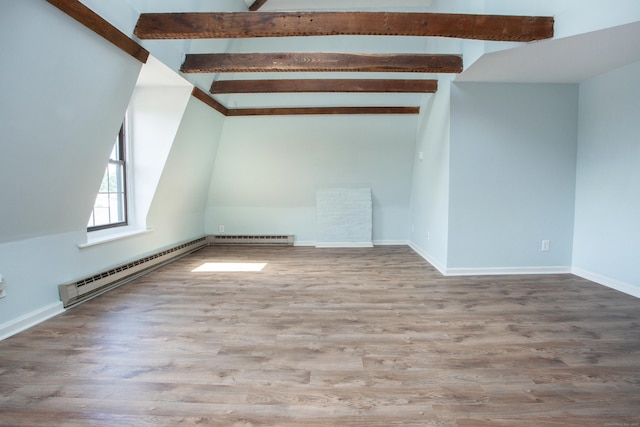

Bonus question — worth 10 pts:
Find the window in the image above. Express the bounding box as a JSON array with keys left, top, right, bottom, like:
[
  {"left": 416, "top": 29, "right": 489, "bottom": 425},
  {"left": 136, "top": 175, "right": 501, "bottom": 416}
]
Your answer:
[{"left": 87, "top": 123, "right": 128, "bottom": 230}]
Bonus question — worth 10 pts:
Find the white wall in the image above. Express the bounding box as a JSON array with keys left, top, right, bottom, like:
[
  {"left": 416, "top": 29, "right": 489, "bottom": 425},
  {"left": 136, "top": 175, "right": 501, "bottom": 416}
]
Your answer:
[
  {"left": 205, "top": 114, "right": 417, "bottom": 245},
  {"left": 408, "top": 81, "right": 452, "bottom": 272},
  {"left": 0, "top": 1, "right": 225, "bottom": 334},
  {"left": 0, "top": 0, "right": 138, "bottom": 327},
  {"left": 79, "top": 0, "right": 245, "bottom": 73},
  {"left": 147, "top": 96, "right": 224, "bottom": 231},
  {"left": 129, "top": 84, "right": 192, "bottom": 229},
  {"left": 479, "top": 0, "right": 640, "bottom": 38},
  {"left": 573, "top": 60, "right": 640, "bottom": 294},
  {"left": 447, "top": 82, "right": 578, "bottom": 272},
  {"left": 0, "top": 1, "right": 142, "bottom": 243}
]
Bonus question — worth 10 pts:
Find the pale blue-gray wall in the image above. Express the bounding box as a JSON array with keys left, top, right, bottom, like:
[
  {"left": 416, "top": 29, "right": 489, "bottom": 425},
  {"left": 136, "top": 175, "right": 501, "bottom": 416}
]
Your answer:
[
  {"left": 573, "top": 60, "right": 640, "bottom": 292},
  {"left": 447, "top": 82, "right": 579, "bottom": 270},
  {"left": 147, "top": 96, "right": 224, "bottom": 230},
  {"left": 0, "top": 2, "right": 225, "bottom": 329},
  {"left": 0, "top": 1, "right": 140, "bottom": 326},
  {"left": 205, "top": 114, "right": 417, "bottom": 245},
  {"left": 0, "top": 1, "right": 142, "bottom": 243},
  {"left": 408, "top": 81, "right": 452, "bottom": 272}
]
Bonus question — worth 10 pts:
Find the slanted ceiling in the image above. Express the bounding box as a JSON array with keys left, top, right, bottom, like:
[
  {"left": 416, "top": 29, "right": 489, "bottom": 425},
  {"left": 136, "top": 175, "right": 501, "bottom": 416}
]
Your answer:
[{"left": 48, "top": 0, "right": 560, "bottom": 116}]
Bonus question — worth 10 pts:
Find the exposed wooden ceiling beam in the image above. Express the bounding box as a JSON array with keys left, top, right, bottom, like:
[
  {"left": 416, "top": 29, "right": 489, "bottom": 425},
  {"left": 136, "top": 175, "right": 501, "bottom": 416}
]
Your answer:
[
  {"left": 191, "top": 87, "right": 229, "bottom": 116},
  {"left": 248, "top": 0, "right": 268, "bottom": 12},
  {"left": 193, "top": 87, "right": 419, "bottom": 116},
  {"left": 181, "top": 53, "right": 463, "bottom": 74},
  {"left": 210, "top": 79, "right": 438, "bottom": 94},
  {"left": 134, "top": 12, "right": 553, "bottom": 42},
  {"left": 227, "top": 107, "right": 420, "bottom": 116},
  {"left": 47, "top": 0, "right": 148, "bottom": 63}
]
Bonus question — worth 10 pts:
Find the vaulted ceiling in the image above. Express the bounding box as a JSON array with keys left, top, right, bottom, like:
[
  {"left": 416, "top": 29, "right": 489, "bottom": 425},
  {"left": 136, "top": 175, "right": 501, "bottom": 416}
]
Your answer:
[{"left": 53, "top": 0, "right": 640, "bottom": 115}]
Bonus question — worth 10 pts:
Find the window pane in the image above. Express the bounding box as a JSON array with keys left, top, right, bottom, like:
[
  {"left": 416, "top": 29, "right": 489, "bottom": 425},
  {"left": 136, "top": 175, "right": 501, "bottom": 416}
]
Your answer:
[
  {"left": 98, "top": 169, "right": 109, "bottom": 192},
  {"left": 107, "top": 163, "right": 123, "bottom": 193},
  {"left": 93, "top": 207, "right": 110, "bottom": 227},
  {"left": 88, "top": 121, "right": 127, "bottom": 230},
  {"left": 109, "top": 193, "right": 125, "bottom": 223},
  {"left": 94, "top": 193, "right": 109, "bottom": 209}
]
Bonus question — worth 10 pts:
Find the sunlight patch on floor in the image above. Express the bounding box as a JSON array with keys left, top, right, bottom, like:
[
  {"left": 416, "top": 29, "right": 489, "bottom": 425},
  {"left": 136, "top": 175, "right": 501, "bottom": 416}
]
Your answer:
[{"left": 192, "top": 262, "right": 267, "bottom": 272}]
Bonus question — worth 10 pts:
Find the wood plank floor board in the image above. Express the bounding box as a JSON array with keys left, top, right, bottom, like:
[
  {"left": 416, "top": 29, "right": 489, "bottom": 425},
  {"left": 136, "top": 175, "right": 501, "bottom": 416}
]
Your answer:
[
  {"left": 433, "top": 399, "right": 640, "bottom": 419},
  {"left": 1, "top": 245, "right": 639, "bottom": 426},
  {"left": 457, "top": 418, "right": 640, "bottom": 427}
]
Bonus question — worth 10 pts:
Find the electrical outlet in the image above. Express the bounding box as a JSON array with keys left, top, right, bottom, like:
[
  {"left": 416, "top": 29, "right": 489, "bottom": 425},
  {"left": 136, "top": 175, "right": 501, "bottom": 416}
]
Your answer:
[
  {"left": 541, "top": 240, "right": 550, "bottom": 251},
  {"left": 218, "top": 225, "right": 225, "bottom": 233}
]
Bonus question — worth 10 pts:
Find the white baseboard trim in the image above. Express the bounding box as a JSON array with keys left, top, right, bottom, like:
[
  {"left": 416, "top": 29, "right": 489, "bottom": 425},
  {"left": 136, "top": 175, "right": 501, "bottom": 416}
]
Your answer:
[
  {"left": 446, "top": 266, "right": 572, "bottom": 276},
  {"left": 408, "top": 242, "right": 447, "bottom": 275},
  {"left": 0, "top": 302, "right": 65, "bottom": 341},
  {"left": 572, "top": 267, "right": 640, "bottom": 299},
  {"left": 315, "top": 242, "right": 374, "bottom": 248},
  {"left": 296, "top": 240, "right": 408, "bottom": 247},
  {"left": 407, "top": 242, "right": 572, "bottom": 277},
  {"left": 373, "top": 240, "right": 409, "bottom": 246}
]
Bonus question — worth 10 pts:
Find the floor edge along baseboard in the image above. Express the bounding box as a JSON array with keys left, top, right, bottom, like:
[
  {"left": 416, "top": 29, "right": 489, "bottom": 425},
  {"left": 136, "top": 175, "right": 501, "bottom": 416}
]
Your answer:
[{"left": 0, "top": 302, "right": 65, "bottom": 341}]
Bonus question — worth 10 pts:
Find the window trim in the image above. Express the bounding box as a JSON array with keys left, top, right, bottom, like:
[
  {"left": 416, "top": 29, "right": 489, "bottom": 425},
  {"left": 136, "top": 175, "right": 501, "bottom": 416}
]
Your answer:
[{"left": 87, "top": 123, "right": 128, "bottom": 232}]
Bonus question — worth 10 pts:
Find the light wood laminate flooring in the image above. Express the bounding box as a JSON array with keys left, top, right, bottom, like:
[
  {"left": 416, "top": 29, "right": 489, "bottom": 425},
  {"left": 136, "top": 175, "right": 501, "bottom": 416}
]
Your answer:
[{"left": 1, "top": 246, "right": 639, "bottom": 426}]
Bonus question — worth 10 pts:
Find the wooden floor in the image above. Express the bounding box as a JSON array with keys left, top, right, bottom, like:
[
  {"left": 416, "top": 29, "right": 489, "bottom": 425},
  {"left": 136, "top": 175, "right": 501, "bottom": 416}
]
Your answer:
[{"left": 1, "top": 246, "right": 639, "bottom": 426}]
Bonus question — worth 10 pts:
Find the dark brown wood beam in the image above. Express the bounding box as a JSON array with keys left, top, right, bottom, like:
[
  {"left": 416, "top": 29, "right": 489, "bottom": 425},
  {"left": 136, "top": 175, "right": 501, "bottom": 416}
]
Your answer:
[
  {"left": 227, "top": 106, "right": 420, "bottom": 116},
  {"left": 182, "top": 53, "right": 463, "bottom": 74},
  {"left": 191, "top": 87, "right": 229, "bottom": 116},
  {"left": 248, "top": 0, "right": 268, "bottom": 12},
  {"left": 134, "top": 12, "right": 553, "bottom": 42},
  {"left": 46, "top": 0, "right": 149, "bottom": 63},
  {"left": 210, "top": 79, "right": 438, "bottom": 94},
  {"left": 192, "top": 87, "right": 417, "bottom": 116}
]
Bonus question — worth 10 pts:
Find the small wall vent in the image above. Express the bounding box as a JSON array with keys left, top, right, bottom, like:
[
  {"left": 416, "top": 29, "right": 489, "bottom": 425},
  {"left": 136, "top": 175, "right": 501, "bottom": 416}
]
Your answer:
[{"left": 208, "top": 235, "right": 294, "bottom": 246}]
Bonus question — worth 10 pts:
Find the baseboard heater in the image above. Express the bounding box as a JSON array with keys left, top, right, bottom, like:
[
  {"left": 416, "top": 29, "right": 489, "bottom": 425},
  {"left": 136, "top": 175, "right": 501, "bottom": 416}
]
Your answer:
[
  {"left": 208, "top": 235, "right": 294, "bottom": 246},
  {"left": 58, "top": 237, "right": 207, "bottom": 308}
]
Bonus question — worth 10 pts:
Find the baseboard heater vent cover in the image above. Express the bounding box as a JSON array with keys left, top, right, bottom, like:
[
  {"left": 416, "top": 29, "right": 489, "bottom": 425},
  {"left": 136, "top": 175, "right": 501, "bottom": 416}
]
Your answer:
[
  {"left": 59, "top": 237, "right": 207, "bottom": 308},
  {"left": 208, "top": 235, "right": 294, "bottom": 246}
]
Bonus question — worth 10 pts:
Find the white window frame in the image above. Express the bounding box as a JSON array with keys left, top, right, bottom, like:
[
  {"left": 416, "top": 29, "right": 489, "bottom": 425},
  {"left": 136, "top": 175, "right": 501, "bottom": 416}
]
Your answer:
[{"left": 87, "top": 121, "right": 128, "bottom": 231}]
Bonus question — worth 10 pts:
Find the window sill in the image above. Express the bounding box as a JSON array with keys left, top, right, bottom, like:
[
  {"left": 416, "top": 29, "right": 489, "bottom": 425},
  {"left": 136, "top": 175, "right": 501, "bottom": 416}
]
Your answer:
[{"left": 78, "top": 228, "right": 152, "bottom": 249}]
